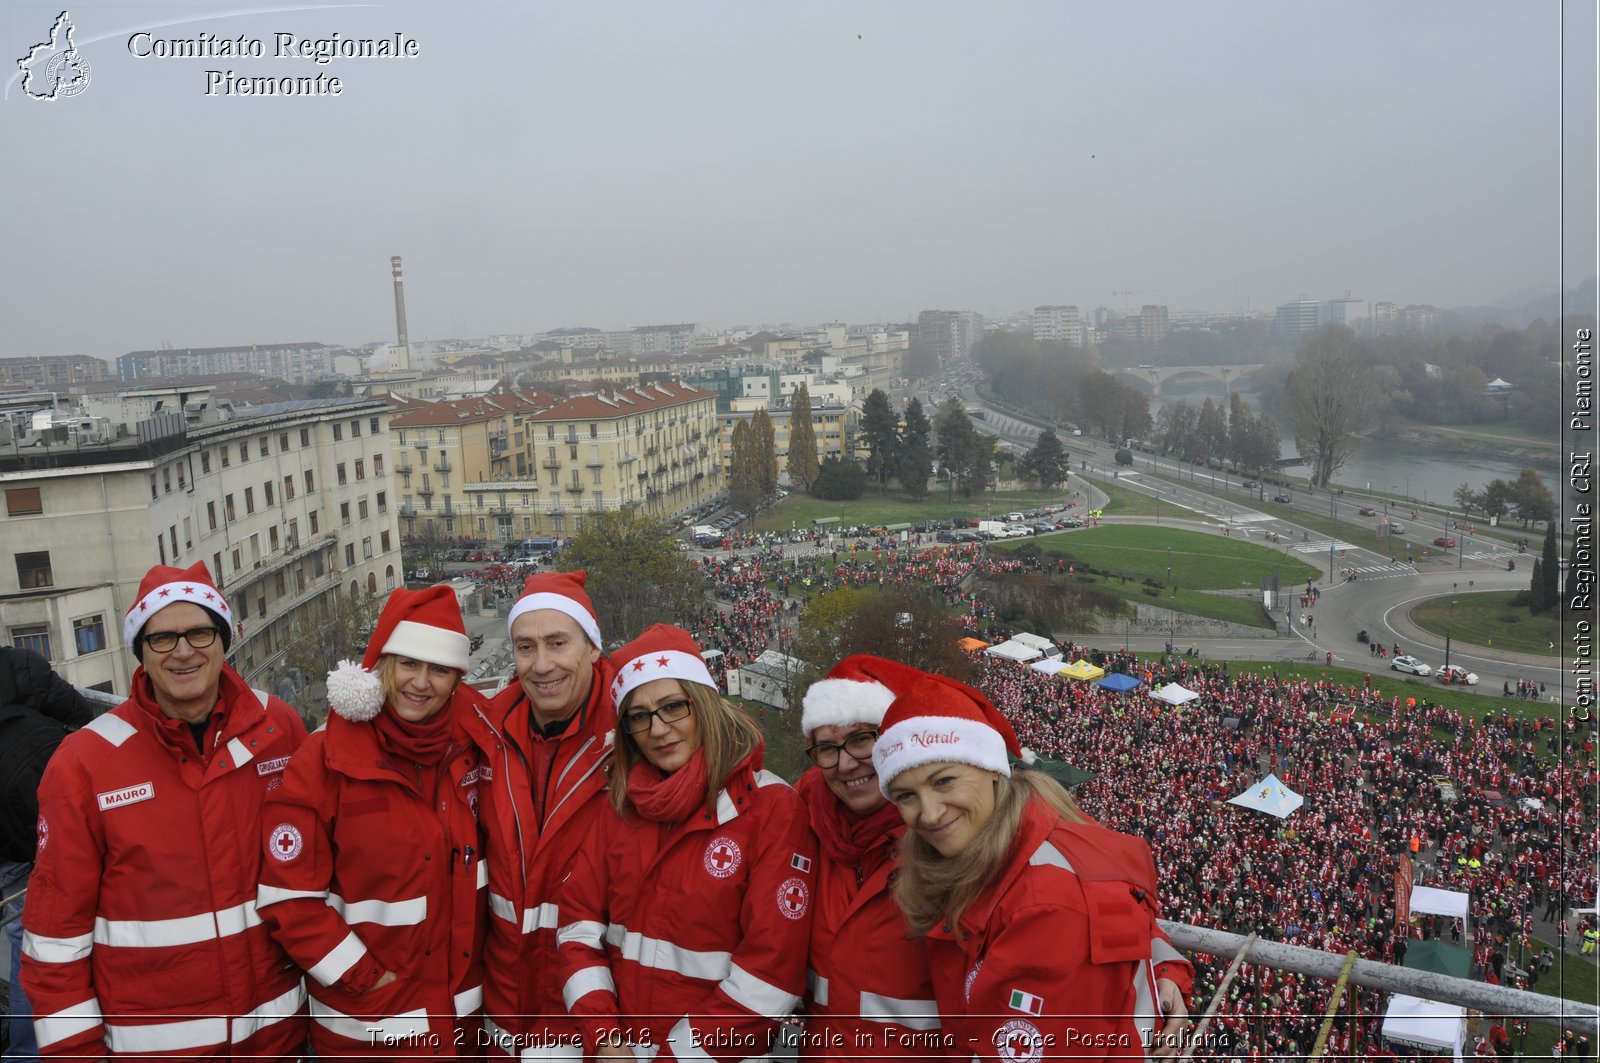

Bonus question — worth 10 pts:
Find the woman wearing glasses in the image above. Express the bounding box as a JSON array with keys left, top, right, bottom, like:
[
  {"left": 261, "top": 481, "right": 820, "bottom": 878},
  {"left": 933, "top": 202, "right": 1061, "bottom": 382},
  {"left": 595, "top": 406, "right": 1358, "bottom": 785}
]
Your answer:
[
  {"left": 257, "top": 586, "right": 488, "bottom": 1059},
  {"left": 556, "top": 624, "right": 816, "bottom": 1062},
  {"left": 798, "top": 657, "right": 1193, "bottom": 1060}
]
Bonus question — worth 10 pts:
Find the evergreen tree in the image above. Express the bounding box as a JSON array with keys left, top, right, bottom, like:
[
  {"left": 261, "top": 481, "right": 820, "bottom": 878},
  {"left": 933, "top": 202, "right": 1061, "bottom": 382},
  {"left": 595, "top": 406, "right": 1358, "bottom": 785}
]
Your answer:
[
  {"left": 933, "top": 398, "right": 989, "bottom": 497},
  {"left": 787, "top": 384, "right": 821, "bottom": 492},
  {"left": 1020, "top": 428, "right": 1069, "bottom": 489},
  {"left": 1529, "top": 558, "right": 1547, "bottom": 615},
  {"left": 812, "top": 457, "right": 867, "bottom": 500},
  {"left": 897, "top": 397, "right": 934, "bottom": 500},
  {"left": 751, "top": 409, "right": 779, "bottom": 497},
  {"left": 1541, "top": 522, "right": 1559, "bottom": 613},
  {"left": 860, "top": 389, "right": 900, "bottom": 494},
  {"left": 729, "top": 420, "right": 762, "bottom": 512}
]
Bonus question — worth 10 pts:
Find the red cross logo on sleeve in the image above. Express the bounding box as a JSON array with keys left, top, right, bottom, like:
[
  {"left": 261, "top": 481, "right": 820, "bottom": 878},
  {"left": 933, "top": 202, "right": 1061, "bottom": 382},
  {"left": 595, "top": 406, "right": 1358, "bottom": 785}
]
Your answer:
[
  {"left": 269, "top": 823, "right": 303, "bottom": 862},
  {"left": 703, "top": 836, "right": 741, "bottom": 878},
  {"left": 776, "top": 877, "right": 809, "bottom": 919}
]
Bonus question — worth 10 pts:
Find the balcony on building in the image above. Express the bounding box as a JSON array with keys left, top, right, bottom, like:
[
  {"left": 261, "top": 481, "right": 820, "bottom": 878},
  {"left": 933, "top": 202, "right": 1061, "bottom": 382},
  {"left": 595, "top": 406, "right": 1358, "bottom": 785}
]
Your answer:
[
  {"left": 398, "top": 503, "right": 417, "bottom": 517},
  {"left": 417, "top": 484, "right": 434, "bottom": 496},
  {"left": 586, "top": 457, "right": 604, "bottom": 468},
  {"left": 432, "top": 457, "right": 452, "bottom": 473},
  {"left": 542, "top": 458, "right": 561, "bottom": 470},
  {"left": 564, "top": 481, "right": 584, "bottom": 494}
]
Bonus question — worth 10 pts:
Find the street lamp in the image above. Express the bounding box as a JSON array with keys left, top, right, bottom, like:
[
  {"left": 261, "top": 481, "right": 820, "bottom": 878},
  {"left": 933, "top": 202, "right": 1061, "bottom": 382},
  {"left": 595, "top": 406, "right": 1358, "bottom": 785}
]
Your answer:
[{"left": 1445, "top": 600, "right": 1456, "bottom": 669}]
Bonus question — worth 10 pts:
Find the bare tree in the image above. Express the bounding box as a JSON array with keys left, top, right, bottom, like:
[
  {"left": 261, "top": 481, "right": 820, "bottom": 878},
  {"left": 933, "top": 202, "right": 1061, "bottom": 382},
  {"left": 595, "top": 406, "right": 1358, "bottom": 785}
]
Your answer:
[{"left": 1283, "top": 326, "right": 1381, "bottom": 487}]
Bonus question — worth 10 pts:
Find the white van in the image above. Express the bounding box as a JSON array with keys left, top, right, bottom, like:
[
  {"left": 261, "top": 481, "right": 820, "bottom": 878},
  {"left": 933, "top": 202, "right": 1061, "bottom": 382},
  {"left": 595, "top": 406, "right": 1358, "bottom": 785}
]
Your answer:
[{"left": 1011, "top": 632, "right": 1062, "bottom": 659}]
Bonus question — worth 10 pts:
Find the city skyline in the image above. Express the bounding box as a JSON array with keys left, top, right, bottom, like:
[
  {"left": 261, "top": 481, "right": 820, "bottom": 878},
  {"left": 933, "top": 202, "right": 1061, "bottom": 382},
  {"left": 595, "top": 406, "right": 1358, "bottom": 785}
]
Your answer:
[{"left": 2, "top": 1, "right": 1594, "bottom": 361}]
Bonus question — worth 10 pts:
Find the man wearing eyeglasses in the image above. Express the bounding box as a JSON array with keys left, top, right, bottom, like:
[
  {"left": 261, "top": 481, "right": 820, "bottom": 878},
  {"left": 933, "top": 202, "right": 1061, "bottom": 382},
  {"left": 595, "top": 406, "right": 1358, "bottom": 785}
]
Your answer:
[{"left": 20, "top": 561, "right": 309, "bottom": 1059}]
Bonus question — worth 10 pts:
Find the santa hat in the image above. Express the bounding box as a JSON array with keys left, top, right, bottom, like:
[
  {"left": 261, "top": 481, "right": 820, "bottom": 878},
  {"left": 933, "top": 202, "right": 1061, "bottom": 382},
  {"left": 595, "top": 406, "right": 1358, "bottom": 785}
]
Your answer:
[
  {"left": 871, "top": 672, "right": 1022, "bottom": 797},
  {"left": 125, "top": 561, "right": 233, "bottom": 656},
  {"left": 801, "top": 655, "right": 929, "bottom": 736},
  {"left": 608, "top": 624, "right": 716, "bottom": 708},
  {"left": 506, "top": 570, "right": 602, "bottom": 648},
  {"left": 326, "top": 586, "right": 470, "bottom": 722}
]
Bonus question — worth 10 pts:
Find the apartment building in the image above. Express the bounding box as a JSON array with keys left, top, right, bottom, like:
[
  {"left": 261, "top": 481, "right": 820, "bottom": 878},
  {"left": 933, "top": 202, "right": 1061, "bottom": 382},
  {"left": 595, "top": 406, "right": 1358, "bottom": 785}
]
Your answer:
[
  {"left": 0, "top": 354, "right": 110, "bottom": 387},
  {"left": 0, "top": 393, "right": 402, "bottom": 695},
  {"left": 116, "top": 342, "right": 335, "bottom": 384}
]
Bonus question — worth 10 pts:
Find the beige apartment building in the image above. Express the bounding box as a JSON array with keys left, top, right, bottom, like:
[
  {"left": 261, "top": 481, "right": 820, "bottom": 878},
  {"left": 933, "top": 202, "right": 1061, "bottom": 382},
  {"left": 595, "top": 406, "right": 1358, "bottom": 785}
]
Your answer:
[
  {"left": 391, "top": 383, "right": 722, "bottom": 541},
  {"left": 0, "top": 393, "right": 402, "bottom": 695}
]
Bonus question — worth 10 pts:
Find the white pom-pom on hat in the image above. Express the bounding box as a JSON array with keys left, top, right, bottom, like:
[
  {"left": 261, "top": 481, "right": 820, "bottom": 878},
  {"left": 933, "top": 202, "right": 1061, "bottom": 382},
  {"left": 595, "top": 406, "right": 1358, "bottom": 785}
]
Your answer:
[{"left": 326, "top": 659, "right": 384, "bottom": 722}]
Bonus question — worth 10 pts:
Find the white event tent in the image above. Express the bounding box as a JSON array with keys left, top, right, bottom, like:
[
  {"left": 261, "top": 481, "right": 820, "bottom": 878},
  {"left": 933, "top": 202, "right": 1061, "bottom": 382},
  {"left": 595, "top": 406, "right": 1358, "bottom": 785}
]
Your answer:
[{"left": 1226, "top": 773, "right": 1304, "bottom": 818}]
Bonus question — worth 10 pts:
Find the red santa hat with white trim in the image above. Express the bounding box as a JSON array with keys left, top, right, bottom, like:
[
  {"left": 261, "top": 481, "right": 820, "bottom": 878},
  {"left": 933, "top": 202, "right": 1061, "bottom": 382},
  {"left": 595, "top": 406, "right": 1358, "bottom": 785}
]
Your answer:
[
  {"left": 325, "top": 585, "right": 470, "bottom": 722},
  {"left": 800, "top": 654, "right": 930, "bottom": 737},
  {"left": 506, "top": 570, "right": 602, "bottom": 648},
  {"left": 871, "top": 672, "right": 1022, "bottom": 797},
  {"left": 125, "top": 561, "right": 233, "bottom": 658},
  {"left": 608, "top": 624, "right": 716, "bottom": 707}
]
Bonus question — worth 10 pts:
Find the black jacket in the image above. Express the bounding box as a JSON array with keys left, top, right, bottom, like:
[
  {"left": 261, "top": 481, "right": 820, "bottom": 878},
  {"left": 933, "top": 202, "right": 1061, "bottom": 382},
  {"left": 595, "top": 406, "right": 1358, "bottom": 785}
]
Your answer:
[{"left": 0, "top": 646, "right": 94, "bottom": 861}]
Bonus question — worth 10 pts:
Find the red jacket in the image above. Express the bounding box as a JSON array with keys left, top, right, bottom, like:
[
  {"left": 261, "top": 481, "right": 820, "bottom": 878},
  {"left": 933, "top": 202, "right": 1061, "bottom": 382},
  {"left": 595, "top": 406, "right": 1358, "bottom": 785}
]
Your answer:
[
  {"left": 461, "top": 660, "right": 616, "bottom": 1057},
  {"left": 925, "top": 799, "right": 1176, "bottom": 1061},
  {"left": 21, "top": 667, "right": 309, "bottom": 1059},
  {"left": 256, "top": 696, "right": 487, "bottom": 1057},
  {"left": 557, "top": 748, "right": 817, "bottom": 1062},
  {"left": 799, "top": 772, "right": 1192, "bottom": 1061}
]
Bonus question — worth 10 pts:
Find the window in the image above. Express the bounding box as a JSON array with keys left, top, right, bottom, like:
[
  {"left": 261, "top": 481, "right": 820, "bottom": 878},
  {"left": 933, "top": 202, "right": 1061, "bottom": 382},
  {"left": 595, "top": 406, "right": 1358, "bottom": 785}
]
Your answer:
[
  {"left": 337, "top": 463, "right": 347, "bottom": 486},
  {"left": 275, "top": 571, "right": 286, "bottom": 596},
  {"left": 355, "top": 459, "right": 366, "bottom": 481},
  {"left": 340, "top": 502, "right": 351, "bottom": 525},
  {"left": 163, "top": 468, "right": 171, "bottom": 494},
  {"left": 183, "top": 516, "right": 192, "bottom": 550},
  {"left": 373, "top": 454, "right": 384, "bottom": 477},
  {"left": 287, "top": 517, "right": 299, "bottom": 548},
  {"left": 221, "top": 446, "right": 230, "bottom": 468},
  {"left": 170, "top": 526, "right": 178, "bottom": 557},
  {"left": 231, "top": 547, "right": 242, "bottom": 572},
  {"left": 351, "top": 420, "right": 362, "bottom": 438},
  {"left": 264, "top": 481, "right": 275, "bottom": 507},
  {"left": 239, "top": 443, "right": 249, "bottom": 463},
  {"left": 370, "top": 417, "right": 380, "bottom": 434},
  {"left": 150, "top": 475, "right": 159, "bottom": 501},
  {"left": 5, "top": 487, "right": 42, "bottom": 516},
  {"left": 269, "top": 526, "right": 279, "bottom": 551},
  {"left": 300, "top": 428, "right": 310, "bottom": 447},
  {"left": 310, "top": 511, "right": 319, "bottom": 534},
  {"left": 245, "top": 487, "right": 255, "bottom": 514},
  {"left": 362, "top": 536, "right": 373, "bottom": 560},
  {"left": 284, "top": 475, "right": 295, "bottom": 501},
  {"left": 358, "top": 499, "right": 369, "bottom": 520},
  {"left": 16, "top": 551, "right": 52, "bottom": 589},
  {"left": 157, "top": 535, "right": 166, "bottom": 565},
  {"left": 279, "top": 432, "right": 290, "bottom": 452},
  {"left": 213, "top": 552, "right": 223, "bottom": 580},
  {"left": 225, "top": 494, "right": 236, "bottom": 522},
  {"left": 589, "top": 423, "right": 598, "bottom": 438},
  {"left": 73, "top": 615, "right": 106, "bottom": 656},
  {"left": 258, "top": 436, "right": 269, "bottom": 458},
  {"left": 200, "top": 451, "right": 212, "bottom": 474},
  {"left": 344, "top": 544, "right": 355, "bottom": 566},
  {"left": 312, "top": 552, "right": 324, "bottom": 578},
  {"left": 592, "top": 467, "right": 602, "bottom": 485},
  {"left": 547, "top": 426, "right": 555, "bottom": 440},
  {"left": 208, "top": 501, "right": 218, "bottom": 531},
  {"left": 177, "top": 465, "right": 186, "bottom": 489},
  {"left": 376, "top": 491, "right": 387, "bottom": 513},
  {"left": 256, "top": 595, "right": 265, "bottom": 619},
  {"left": 333, "top": 424, "right": 343, "bottom": 441},
  {"left": 380, "top": 530, "right": 391, "bottom": 552},
  {"left": 11, "top": 625, "right": 51, "bottom": 660},
  {"left": 305, "top": 470, "right": 315, "bottom": 493}
]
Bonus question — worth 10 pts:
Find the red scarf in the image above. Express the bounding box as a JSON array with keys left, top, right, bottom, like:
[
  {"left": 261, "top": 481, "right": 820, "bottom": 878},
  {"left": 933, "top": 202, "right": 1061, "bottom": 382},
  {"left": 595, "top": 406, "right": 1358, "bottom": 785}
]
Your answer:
[
  {"left": 628, "top": 749, "right": 711, "bottom": 822},
  {"left": 800, "top": 768, "right": 903, "bottom": 866},
  {"left": 374, "top": 699, "right": 455, "bottom": 766}
]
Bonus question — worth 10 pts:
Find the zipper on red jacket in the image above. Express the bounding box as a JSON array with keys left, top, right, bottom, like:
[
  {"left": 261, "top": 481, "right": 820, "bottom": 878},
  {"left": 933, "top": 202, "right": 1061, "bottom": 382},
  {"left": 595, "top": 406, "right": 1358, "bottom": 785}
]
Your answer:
[{"left": 471, "top": 703, "right": 532, "bottom": 902}]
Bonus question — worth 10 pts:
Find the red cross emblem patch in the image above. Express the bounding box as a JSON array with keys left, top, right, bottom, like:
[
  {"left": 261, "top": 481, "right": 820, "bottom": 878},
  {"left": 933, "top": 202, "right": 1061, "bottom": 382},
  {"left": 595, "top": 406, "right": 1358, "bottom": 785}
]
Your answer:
[
  {"left": 776, "top": 877, "right": 809, "bottom": 920},
  {"left": 993, "top": 1020, "right": 1044, "bottom": 1063},
  {"left": 269, "top": 823, "right": 304, "bottom": 862},
  {"left": 704, "top": 835, "right": 741, "bottom": 879}
]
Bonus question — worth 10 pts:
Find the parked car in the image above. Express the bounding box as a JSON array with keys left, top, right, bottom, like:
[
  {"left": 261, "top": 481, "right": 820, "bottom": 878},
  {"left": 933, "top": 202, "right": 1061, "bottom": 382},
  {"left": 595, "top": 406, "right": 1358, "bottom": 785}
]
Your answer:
[
  {"left": 1433, "top": 536, "right": 1457, "bottom": 548},
  {"left": 1031, "top": 522, "right": 1055, "bottom": 535},
  {"left": 1389, "top": 522, "right": 1406, "bottom": 534},
  {"left": 1273, "top": 493, "right": 1293, "bottom": 504},
  {"left": 1436, "top": 664, "right": 1479, "bottom": 685},
  {"left": 936, "top": 530, "right": 958, "bottom": 542},
  {"left": 1391, "top": 655, "right": 1432, "bottom": 676},
  {"left": 1242, "top": 480, "right": 1259, "bottom": 490},
  {"left": 1358, "top": 506, "right": 1378, "bottom": 516}
]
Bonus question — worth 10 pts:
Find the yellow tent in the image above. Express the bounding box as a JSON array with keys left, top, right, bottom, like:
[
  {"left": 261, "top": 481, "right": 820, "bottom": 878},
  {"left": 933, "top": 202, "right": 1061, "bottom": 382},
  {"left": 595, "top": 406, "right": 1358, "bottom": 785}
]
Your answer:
[
  {"left": 1062, "top": 659, "right": 1106, "bottom": 681},
  {"left": 957, "top": 637, "right": 990, "bottom": 651}
]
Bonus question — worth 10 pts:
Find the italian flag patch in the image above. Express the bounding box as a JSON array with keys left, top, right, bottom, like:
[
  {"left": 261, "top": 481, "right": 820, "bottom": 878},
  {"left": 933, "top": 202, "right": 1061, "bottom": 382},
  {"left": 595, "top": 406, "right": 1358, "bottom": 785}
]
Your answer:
[{"left": 1008, "top": 989, "right": 1044, "bottom": 1016}]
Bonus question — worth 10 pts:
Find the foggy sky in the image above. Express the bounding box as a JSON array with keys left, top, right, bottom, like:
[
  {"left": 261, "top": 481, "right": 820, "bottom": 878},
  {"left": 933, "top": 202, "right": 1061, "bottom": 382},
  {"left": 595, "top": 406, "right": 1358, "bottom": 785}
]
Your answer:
[{"left": 1, "top": 0, "right": 1594, "bottom": 361}]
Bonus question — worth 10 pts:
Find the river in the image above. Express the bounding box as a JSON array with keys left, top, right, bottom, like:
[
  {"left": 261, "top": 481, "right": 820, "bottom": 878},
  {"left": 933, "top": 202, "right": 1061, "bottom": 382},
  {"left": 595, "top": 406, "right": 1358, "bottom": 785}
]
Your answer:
[{"left": 1159, "top": 381, "right": 1564, "bottom": 506}]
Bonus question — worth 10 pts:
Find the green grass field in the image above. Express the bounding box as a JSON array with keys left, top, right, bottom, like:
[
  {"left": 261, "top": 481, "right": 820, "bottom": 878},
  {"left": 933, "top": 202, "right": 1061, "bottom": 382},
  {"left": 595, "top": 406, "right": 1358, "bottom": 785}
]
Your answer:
[
  {"left": 754, "top": 488, "right": 1074, "bottom": 533},
  {"left": 991, "top": 526, "right": 1320, "bottom": 629},
  {"left": 1408, "top": 592, "right": 1562, "bottom": 658}
]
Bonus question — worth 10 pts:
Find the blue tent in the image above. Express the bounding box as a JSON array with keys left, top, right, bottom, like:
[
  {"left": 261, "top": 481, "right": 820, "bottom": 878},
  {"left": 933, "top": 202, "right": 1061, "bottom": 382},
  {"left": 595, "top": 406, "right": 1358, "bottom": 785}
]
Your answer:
[{"left": 1095, "top": 672, "right": 1142, "bottom": 692}]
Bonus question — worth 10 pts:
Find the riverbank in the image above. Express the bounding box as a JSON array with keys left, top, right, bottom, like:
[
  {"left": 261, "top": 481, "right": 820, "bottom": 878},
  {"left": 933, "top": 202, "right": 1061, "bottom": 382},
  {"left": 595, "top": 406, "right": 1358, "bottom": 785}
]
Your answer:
[{"left": 1383, "top": 423, "right": 1560, "bottom": 467}]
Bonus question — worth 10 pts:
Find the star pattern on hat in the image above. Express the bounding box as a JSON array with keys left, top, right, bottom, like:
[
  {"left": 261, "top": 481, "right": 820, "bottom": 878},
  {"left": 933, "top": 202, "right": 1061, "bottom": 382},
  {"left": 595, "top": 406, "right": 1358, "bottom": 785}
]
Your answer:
[
  {"left": 181, "top": 586, "right": 194, "bottom": 594},
  {"left": 158, "top": 589, "right": 171, "bottom": 598},
  {"left": 656, "top": 656, "right": 670, "bottom": 667},
  {"left": 632, "top": 660, "right": 646, "bottom": 671}
]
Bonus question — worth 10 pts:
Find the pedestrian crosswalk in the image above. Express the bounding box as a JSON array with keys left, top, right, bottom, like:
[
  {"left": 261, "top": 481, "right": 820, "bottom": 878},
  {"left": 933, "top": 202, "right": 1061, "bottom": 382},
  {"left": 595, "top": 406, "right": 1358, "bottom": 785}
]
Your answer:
[
  {"left": 1339, "top": 563, "right": 1416, "bottom": 581},
  {"left": 1292, "top": 539, "right": 1360, "bottom": 555}
]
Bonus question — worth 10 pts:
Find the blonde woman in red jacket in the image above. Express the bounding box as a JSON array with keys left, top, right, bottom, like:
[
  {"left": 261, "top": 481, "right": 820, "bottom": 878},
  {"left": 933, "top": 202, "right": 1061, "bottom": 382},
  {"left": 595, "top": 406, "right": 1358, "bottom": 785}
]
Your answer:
[
  {"left": 800, "top": 657, "right": 1192, "bottom": 1061},
  {"left": 875, "top": 672, "right": 1185, "bottom": 1061},
  {"left": 556, "top": 625, "right": 816, "bottom": 1063},
  {"left": 258, "top": 586, "right": 488, "bottom": 1059}
]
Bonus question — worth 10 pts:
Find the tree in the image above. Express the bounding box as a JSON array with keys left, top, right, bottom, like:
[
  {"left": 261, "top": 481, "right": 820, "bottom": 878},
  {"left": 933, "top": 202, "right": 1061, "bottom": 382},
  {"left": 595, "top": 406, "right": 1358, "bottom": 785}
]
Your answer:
[
  {"left": 1510, "top": 468, "right": 1556, "bottom": 527},
  {"left": 751, "top": 409, "right": 779, "bottom": 497},
  {"left": 282, "top": 588, "right": 384, "bottom": 726},
  {"left": 1020, "top": 429, "right": 1070, "bottom": 490},
  {"left": 1114, "top": 448, "right": 1133, "bottom": 466},
  {"left": 1540, "top": 521, "right": 1559, "bottom": 613},
  {"left": 1236, "top": 410, "right": 1281, "bottom": 472},
  {"left": 860, "top": 389, "right": 900, "bottom": 494},
  {"left": 811, "top": 457, "right": 866, "bottom": 500},
  {"left": 786, "top": 384, "right": 820, "bottom": 492},
  {"left": 896, "top": 397, "right": 934, "bottom": 500},
  {"left": 559, "top": 509, "right": 704, "bottom": 644},
  {"left": 1453, "top": 483, "right": 1481, "bottom": 517},
  {"left": 793, "top": 586, "right": 976, "bottom": 687},
  {"left": 1529, "top": 558, "right": 1547, "bottom": 615},
  {"left": 1283, "top": 325, "right": 1381, "bottom": 487},
  {"left": 934, "top": 398, "right": 990, "bottom": 496},
  {"left": 1195, "top": 398, "right": 1228, "bottom": 464},
  {"left": 1155, "top": 401, "right": 1198, "bottom": 460},
  {"left": 728, "top": 420, "right": 762, "bottom": 512},
  {"left": 1226, "top": 393, "right": 1255, "bottom": 468}
]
